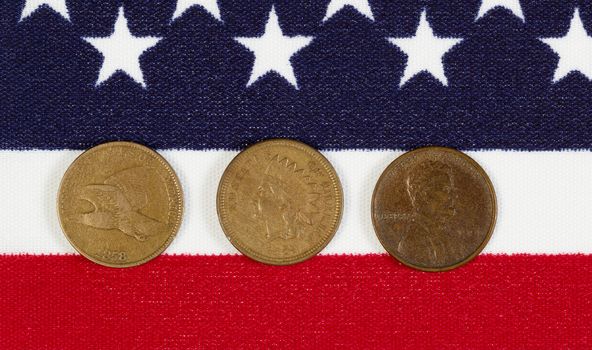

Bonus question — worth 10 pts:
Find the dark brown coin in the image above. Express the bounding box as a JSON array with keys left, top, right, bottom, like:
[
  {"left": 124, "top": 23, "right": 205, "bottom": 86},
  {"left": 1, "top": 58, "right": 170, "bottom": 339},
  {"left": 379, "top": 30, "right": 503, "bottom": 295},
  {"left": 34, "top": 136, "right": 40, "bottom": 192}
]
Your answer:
[
  {"left": 58, "top": 142, "right": 184, "bottom": 267},
  {"left": 217, "top": 139, "right": 343, "bottom": 265},
  {"left": 372, "top": 147, "right": 496, "bottom": 271}
]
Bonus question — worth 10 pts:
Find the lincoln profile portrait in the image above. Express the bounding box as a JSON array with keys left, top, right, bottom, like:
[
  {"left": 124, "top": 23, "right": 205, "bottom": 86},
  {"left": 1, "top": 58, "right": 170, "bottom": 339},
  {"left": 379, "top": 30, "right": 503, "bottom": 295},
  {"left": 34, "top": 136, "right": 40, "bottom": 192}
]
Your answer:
[{"left": 395, "top": 160, "right": 460, "bottom": 265}]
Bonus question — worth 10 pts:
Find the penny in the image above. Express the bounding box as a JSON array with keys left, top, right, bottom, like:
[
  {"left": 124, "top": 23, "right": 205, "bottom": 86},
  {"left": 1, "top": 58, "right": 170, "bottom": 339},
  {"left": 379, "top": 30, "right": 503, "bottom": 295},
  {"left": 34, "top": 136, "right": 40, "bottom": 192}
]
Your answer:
[
  {"left": 217, "top": 139, "right": 343, "bottom": 265},
  {"left": 372, "top": 147, "right": 496, "bottom": 272},
  {"left": 57, "top": 142, "right": 183, "bottom": 268}
]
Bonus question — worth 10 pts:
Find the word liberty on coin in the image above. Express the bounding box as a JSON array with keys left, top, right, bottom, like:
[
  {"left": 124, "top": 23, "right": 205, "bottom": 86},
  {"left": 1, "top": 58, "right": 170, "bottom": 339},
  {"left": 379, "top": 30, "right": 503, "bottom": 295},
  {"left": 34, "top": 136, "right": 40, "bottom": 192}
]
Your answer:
[
  {"left": 57, "top": 142, "right": 184, "bottom": 267},
  {"left": 372, "top": 147, "right": 497, "bottom": 272},
  {"left": 217, "top": 139, "right": 343, "bottom": 265}
]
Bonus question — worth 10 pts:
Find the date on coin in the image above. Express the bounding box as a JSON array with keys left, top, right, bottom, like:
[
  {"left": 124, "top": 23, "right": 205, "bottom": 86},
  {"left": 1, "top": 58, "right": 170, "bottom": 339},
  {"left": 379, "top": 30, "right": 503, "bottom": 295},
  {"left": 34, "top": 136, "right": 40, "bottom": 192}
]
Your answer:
[
  {"left": 217, "top": 139, "right": 343, "bottom": 265},
  {"left": 57, "top": 142, "right": 183, "bottom": 267},
  {"left": 372, "top": 147, "right": 496, "bottom": 272}
]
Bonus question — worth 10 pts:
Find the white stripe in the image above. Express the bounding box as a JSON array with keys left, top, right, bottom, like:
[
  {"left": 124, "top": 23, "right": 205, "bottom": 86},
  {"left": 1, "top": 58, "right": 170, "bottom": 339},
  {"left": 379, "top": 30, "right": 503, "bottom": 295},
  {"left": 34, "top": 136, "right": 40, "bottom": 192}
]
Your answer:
[{"left": 0, "top": 150, "right": 591, "bottom": 255}]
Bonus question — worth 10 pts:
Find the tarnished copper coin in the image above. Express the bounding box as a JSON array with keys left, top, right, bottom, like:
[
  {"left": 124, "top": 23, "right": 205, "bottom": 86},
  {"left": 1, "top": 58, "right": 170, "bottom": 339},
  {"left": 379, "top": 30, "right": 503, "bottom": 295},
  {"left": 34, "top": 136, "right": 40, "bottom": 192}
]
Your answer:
[
  {"left": 217, "top": 139, "right": 343, "bottom": 265},
  {"left": 372, "top": 147, "right": 496, "bottom": 272},
  {"left": 58, "top": 142, "right": 183, "bottom": 268}
]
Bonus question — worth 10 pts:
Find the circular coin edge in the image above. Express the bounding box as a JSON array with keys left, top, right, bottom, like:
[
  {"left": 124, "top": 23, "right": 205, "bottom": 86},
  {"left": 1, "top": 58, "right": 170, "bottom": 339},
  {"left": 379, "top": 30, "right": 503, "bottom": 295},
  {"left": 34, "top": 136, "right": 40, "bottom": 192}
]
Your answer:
[
  {"left": 371, "top": 146, "right": 497, "bottom": 272},
  {"left": 216, "top": 139, "right": 344, "bottom": 265},
  {"left": 57, "top": 141, "right": 184, "bottom": 268}
]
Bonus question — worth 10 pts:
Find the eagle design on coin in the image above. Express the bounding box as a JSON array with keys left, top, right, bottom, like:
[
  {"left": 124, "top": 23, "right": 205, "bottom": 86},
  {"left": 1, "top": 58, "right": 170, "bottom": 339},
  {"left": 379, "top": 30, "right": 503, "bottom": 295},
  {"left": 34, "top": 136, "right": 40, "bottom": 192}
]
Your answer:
[{"left": 76, "top": 167, "right": 166, "bottom": 242}]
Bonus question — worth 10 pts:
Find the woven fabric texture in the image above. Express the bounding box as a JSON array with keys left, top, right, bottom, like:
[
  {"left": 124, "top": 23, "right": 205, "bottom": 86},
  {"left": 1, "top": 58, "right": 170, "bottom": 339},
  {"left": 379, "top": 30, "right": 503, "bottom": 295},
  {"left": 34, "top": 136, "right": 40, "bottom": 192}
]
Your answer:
[{"left": 2, "top": 0, "right": 592, "bottom": 348}]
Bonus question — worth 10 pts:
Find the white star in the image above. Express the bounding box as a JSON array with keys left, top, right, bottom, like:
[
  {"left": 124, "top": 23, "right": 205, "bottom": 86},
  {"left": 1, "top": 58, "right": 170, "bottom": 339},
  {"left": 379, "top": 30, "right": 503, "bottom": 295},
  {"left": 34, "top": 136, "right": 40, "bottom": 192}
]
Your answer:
[
  {"left": 476, "top": 0, "right": 524, "bottom": 21},
  {"left": 234, "top": 7, "right": 313, "bottom": 89},
  {"left": 172, "top": 0, "right": 221, "bottom": 21},
  {"left": 540, "top": 9, "right": 592, "bottom": 83},
  {"left": 20, "top": 0, "right": 69, "bottom": 21},
  {"left": 388, "top": 10, "right": 462, "bottom": 87},
  {"left": 83, "top": 7, "right": 161, "bottom": 88},
  {"left": 323, "top": 0, "right": 374, "bottom": 22}
]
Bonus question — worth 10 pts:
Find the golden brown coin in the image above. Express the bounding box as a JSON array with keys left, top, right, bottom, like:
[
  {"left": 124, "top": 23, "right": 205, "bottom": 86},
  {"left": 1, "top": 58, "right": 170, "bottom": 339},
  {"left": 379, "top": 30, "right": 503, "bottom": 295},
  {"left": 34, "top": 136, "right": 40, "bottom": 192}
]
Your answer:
[
  {"left": 217, "top": 139, "right": 343, "bottom": 265},
  {"left": 372, "top": 147, "right": 496, "bottom": 272},
  {"left": 57, "top": 141, "right": 183, "bottom": 268}
]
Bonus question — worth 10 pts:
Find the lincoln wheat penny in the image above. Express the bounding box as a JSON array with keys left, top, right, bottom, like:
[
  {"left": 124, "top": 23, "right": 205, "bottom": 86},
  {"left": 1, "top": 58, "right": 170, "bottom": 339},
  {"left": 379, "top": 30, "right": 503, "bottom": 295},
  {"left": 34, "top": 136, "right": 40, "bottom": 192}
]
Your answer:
[
  {"left": 217, "top": 139, "right": 343, "bottom": 265},
  {"left": 372, "top": 147, "right": 496, "bottom": 272},
  {"left": 57, "top": 142, "right": 183, "bottom": 268}
]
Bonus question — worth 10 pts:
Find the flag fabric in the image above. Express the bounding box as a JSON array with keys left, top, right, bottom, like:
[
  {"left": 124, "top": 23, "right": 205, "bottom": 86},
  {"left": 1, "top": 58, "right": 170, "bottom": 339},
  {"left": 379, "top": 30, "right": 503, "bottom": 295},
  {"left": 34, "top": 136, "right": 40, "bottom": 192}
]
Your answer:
[{"left": 2, "top": 0, "right": 592, "bottom": 348}]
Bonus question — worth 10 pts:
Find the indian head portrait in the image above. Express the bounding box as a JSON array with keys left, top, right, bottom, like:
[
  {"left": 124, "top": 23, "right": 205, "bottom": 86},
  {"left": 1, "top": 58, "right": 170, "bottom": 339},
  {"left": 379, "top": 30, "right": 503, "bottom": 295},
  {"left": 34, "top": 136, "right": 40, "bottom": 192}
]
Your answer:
[{"left": 251, "top": 154, "right": 317, "bottom": 242}]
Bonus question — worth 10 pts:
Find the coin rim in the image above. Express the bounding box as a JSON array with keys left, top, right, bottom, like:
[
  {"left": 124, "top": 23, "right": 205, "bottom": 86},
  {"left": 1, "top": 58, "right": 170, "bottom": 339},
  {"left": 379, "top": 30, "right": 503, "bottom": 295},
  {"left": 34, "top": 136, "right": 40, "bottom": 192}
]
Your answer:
[
  {"left": 371, "top": 146, "right": 497, "bottom": 272},
  {"left": 217, "top": 139, "right": 344, "bottom": 266},
  {"left": 57, "top": 141, "right": 184, "bottom": 268}
]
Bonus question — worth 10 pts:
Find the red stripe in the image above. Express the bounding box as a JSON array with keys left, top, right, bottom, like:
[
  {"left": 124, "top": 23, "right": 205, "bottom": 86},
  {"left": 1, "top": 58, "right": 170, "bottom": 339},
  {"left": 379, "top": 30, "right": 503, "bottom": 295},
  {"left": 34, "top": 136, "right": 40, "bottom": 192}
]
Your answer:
[{"left": 0, "top": 254, "right": 590, "bottom": 349}]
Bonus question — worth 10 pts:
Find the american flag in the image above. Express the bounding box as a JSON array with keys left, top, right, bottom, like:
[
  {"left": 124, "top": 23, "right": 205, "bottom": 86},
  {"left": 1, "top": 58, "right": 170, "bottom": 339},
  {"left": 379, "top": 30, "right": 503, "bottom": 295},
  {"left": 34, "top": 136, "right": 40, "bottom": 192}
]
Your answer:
[{"left": 1, "top": 0, "right": 592, "bottom": 348}]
